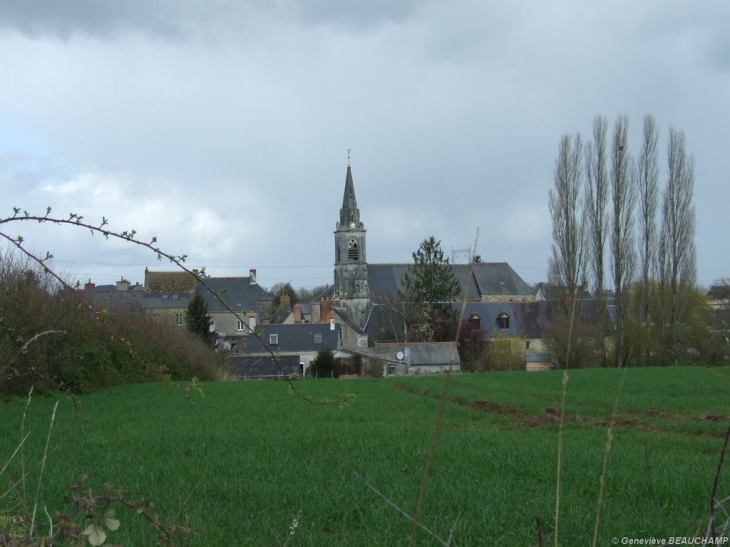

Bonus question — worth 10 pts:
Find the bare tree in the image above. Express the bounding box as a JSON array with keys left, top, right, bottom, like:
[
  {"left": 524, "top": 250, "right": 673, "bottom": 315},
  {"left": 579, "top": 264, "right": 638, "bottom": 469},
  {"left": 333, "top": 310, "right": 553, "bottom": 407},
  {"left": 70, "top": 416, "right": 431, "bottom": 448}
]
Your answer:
[
  {"left": 636, "top": 114, "right": 660, "bottom": 366},
  {"left": 660, "top": 127, "right": 696, "bottom": 348},
  {"left": 584, "top": 114, "right": 609, "bottom": 365},
  {"left": 609, "top": 114, "right": 636, "bottom": 367},
  {"left": 548, "top": 133, "right": 586, "bottom": 307},
  {"left": 372, "top": 290, "right": 432, "bottom": 343}
]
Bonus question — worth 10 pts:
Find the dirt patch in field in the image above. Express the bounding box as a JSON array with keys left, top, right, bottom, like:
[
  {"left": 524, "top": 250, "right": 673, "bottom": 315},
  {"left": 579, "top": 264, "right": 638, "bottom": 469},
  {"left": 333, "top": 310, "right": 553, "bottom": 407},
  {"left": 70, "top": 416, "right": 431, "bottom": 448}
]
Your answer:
[
  {"left": 470, "top": 399, "right": 525, "bottom": 416},
  {"left": 525, "top": 407, "right": 585, "bottom": 427},
  {"left": 597, "top": 417, "right": 643, "bottom": 428},
  {"left": 704, "top": 414, "right": 730, "bottom": 422}
]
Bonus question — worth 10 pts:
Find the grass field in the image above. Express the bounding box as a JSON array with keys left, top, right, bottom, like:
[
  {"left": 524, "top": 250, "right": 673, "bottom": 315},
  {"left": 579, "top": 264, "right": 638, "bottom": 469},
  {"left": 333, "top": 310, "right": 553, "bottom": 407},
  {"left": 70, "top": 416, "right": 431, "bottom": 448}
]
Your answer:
[{"left": 2, "top": 366, "right": 730, "bottom": 546}]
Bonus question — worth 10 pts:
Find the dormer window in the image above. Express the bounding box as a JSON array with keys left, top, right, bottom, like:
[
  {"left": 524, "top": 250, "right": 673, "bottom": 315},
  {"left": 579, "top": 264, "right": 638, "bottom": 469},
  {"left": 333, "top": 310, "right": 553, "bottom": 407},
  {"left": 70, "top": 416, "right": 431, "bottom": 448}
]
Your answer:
[
  {"left": 497, "top": 312, "right": 510, "bottom": 329},
  {"left": 269, "top": 333, "right": 279, "bottom": 345},
  {"left": 468, "top": 313, "right": 481, "bottom": 329},
  {"left": 348, "top": 239, "right": 359, "bottom": 261}
]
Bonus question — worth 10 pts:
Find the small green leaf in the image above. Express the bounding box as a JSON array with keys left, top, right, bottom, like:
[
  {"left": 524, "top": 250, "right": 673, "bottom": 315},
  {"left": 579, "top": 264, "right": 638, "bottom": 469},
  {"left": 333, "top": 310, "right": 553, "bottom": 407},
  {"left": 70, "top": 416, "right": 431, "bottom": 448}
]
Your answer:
[{"left": 82, "top": 523, "right": 107, "bottom": 546}]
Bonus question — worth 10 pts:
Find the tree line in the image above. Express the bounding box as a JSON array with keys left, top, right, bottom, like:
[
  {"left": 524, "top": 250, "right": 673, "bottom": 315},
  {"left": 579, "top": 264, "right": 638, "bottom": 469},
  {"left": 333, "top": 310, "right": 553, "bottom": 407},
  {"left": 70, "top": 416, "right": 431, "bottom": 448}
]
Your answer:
[{"left": 548, "top": 113, "right": 721, "bottom": 368}]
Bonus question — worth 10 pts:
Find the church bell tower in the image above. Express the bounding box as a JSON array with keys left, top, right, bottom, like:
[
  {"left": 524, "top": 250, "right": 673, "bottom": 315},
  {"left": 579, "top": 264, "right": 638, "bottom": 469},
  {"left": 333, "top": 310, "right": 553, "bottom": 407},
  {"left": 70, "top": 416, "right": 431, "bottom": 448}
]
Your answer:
[{"left": 334, "top": 162, "right": 370, "bottom": 328}]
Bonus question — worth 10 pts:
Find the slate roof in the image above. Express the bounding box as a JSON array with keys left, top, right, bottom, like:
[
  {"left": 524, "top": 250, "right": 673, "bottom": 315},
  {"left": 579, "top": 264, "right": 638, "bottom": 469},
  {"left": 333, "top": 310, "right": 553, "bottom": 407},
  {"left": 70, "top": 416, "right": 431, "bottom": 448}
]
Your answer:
[
  {"left": 333, "top": 307, "right": 365, "bottom": 335},
  {"left": 141, "top": 292, "right": 192, "bottom": 309},
  {"left": 707, "top": 285, "right": 730, "bottom": 300},
  {"left": 455, "top": 300, "right": 606, "bottom": 338},
  {"left": 367, "top": 262, "right": 532, "bottom": 302},
  {"left": 510, "top": 302, "right": 552, "bottom": 338},
  {"left": 535, "top": 282, "right": 593, "bottom": 301},
  {"left": 242, "top": 323, "right": 340, "bottom": 354},
  {"left": 195, "top": 277, "right": 273, "bottom": 314},
  {"left": 455, "top": 302, "right": 520, "bottom": 337},
  {"left": 144, "top": 269, "right": 197, "bottom": 293},
  {"left": 226, "top": 355, "right": 301, "bottom": 379},
  {"left": 82, "top": 290, "right": 145, "bottom": 307},
  {"left": 364, "top": 341, "right": 460, "bottom": 366}
]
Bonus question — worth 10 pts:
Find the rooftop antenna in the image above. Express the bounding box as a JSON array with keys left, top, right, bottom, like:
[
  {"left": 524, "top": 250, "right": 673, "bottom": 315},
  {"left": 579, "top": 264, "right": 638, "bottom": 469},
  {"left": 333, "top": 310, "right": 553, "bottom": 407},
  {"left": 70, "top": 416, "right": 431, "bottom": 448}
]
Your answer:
[
  {"left": 451, "top": 246, "right": 472, "bottom": 263},
  {"left": 347, "top": 148, "right": 351, "bottom": 167}
]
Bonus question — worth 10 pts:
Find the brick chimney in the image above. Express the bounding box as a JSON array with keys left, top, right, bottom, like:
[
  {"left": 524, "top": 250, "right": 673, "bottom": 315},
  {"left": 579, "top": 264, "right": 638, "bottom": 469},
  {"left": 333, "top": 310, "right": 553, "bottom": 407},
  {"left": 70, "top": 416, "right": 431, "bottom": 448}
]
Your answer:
[
  {"left": 320, "top": 298, "right": 333, "bottom": 323},
  {"left": 293, "top": 304, "right": 302, "bottom": 323},
  {"left": 280, "top": 294, "right": 291, "bottom": 309},
  {"left": 84, "top": 279, "right": 95, "bottom": 291},
  {"left": 249, "top": 269, "right": 257, "bottom": 284}
]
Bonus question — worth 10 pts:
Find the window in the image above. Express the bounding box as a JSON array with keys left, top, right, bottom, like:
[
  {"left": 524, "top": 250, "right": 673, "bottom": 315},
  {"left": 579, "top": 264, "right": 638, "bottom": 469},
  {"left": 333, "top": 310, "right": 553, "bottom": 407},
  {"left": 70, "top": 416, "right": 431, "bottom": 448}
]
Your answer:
[
  {"left": 175, "top": 313, "right": 183, "bottom": 326},
  {"left": 497, "top": 312, "right": 510, "bottom": 329},
  {"left": 388, "top": 365, "right": 396, "bottom": 375},
  {"left": 526, "top": 341, "right": 531, "bottom": 350},
  {"left": 348, "top": 239, "right": 359, "bottom": 261},
  {"left": 269, "top": 333, "right": 279, "bottom": 345},
  {"left": 314, "top": 333, "right": 322, "bottom": 344},
  {"left": 237, "top": 320, "right": 246, "bottom": 331}
]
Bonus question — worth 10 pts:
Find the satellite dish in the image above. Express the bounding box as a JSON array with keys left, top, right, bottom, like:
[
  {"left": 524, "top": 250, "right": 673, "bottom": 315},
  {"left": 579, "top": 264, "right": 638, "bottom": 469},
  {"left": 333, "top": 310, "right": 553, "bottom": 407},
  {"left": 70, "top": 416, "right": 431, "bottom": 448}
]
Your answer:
[{"left": 396, "top": 351, "right": 404, "bottom": 360}]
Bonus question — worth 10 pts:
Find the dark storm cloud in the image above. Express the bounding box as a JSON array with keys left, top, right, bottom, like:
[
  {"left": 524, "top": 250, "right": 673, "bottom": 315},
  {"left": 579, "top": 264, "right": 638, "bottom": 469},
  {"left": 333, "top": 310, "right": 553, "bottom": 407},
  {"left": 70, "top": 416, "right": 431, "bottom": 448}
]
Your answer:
[
  {"left": 0, "top": 0, "right": 431, "bottom": 41},
  {"left": 0, "top": 0, "right": 189, "bottom": 40}
]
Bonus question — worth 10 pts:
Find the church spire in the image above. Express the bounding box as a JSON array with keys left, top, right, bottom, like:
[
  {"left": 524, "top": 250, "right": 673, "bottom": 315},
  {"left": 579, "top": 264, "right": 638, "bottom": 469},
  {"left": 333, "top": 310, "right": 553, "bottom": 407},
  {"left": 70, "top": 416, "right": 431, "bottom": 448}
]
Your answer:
[{"left": 339, "top": 165, "right": 361, "bottom": 228}]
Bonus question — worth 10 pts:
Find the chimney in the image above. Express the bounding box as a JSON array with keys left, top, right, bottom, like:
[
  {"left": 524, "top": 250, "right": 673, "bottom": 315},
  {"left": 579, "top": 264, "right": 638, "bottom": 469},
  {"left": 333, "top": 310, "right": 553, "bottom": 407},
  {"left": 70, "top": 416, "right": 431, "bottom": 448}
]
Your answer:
[
  {"left": 248, "top": 312, "right": 256, "bottom": 331},
  {"left": 84, "top": 279, "right": 95, "bottom": 291},
  {"left": 192, "top": 269, "right": 199, "bottom": 277},
  {"left": 293, "top": 304, "right": 302, "bottom": 323},
  {"left": 320, "top": 298, "right": 333, "bottom": 323},
  {"left": 249, "top": 269, "right": 257, "bottom": 284},
  {"left": 280, "top": 294, "right": 291, "bottom": 309},
  {"left": 116, "top": 277, "right": 129, "bottom": 291}
]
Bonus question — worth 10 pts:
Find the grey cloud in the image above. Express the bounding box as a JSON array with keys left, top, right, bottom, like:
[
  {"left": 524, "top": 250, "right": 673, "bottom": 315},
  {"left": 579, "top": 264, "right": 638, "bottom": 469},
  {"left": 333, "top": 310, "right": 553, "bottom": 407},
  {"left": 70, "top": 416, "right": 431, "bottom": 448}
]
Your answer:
[
  {"left": 0, "top": 0, "right": 194, "bottom": 40},
  {"left": 0, "top": 151, "right": 72, "bottom": 194},
  {"left": 0, "top": 0, "right": 432, "bottom": 41}
]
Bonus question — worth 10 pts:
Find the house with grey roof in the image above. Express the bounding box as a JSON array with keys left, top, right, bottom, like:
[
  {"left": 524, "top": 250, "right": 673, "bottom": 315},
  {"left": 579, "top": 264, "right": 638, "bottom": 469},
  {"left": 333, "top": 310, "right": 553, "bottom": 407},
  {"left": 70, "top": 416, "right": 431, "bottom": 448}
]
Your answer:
[
  {"left": 355, "top": 341, "right": 461, "bottom": 376},
  {"left": 226, "top": 355, "right": 301, "bottom": 379},
  {"left": 195, "top": 269, "right": 273, "bottom": 344},
  {"left": 82, "top": 277, "right": 192, "bottom": 328},
  {"left": 230, "top": 323, "right": 345, "bottom": 378}
]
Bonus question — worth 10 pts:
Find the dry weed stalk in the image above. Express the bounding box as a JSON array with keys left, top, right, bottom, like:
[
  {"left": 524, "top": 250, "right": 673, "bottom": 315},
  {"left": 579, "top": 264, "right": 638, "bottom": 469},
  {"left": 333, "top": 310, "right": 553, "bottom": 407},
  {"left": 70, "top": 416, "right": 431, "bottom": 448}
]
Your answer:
[{"left": 591, "top": 368, "right": 627, "bottom": 546}]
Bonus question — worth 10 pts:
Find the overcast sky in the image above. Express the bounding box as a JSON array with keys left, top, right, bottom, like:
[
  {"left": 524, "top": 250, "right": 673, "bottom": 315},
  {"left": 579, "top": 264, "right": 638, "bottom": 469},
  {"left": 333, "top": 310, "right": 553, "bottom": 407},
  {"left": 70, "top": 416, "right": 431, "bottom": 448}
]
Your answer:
[{"left": 0, "top": 0, "right": 727, "bottom": 292}]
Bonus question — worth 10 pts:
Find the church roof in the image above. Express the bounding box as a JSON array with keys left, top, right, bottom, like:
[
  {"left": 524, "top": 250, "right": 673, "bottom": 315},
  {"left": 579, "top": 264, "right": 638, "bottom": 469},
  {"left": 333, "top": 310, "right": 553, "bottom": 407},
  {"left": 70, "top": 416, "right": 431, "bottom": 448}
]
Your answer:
[
  {"left": 366, "top": 262, "right": 532, "bottom": 301},
  {"left": 470, "top": 263, "right": 534, "bottom": 297}
]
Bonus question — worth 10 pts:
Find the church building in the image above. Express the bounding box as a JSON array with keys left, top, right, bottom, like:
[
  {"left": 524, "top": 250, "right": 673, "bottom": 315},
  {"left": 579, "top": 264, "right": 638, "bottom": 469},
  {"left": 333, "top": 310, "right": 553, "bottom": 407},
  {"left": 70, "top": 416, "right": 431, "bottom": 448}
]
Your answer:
[
  {"left": 331, "top": 163, "right": 536, "bottom": 334},
  {"left": 333, "top": 164, "right": 371, "bottom": 328}
]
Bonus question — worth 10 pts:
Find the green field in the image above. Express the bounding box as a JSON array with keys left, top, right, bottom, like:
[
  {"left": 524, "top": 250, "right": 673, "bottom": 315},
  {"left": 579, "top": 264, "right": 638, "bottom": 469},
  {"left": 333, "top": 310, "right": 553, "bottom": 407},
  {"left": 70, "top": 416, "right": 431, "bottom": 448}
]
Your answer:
[{"left": 2, "top": 367, "right": 730, "bottom": 546}]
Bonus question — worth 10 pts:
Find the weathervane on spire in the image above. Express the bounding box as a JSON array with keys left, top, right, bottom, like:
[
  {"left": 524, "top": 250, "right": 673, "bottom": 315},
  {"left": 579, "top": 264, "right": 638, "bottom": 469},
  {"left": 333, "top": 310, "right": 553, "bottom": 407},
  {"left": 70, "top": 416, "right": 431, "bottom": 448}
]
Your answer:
[{"left": 347, "top": 148, "right": 351, "bottom": 167}]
